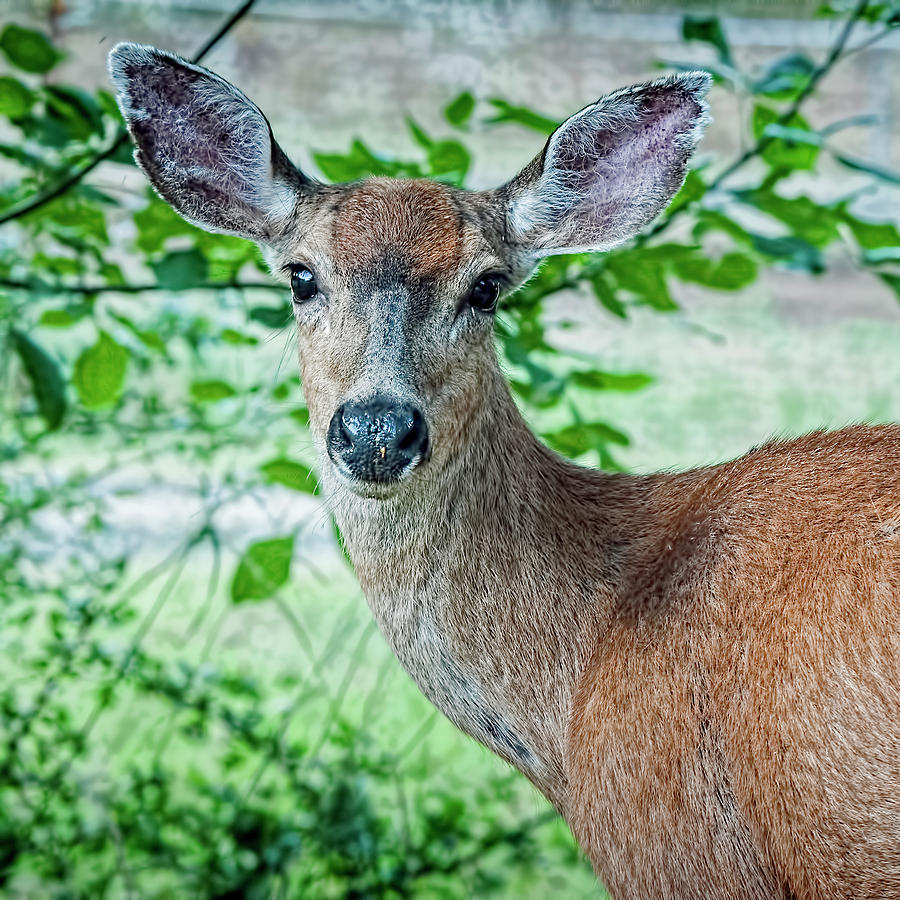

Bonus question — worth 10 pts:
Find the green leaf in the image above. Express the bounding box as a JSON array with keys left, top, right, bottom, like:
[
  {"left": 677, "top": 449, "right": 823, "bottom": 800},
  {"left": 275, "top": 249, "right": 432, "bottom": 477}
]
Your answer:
[
  {"left": 542, "top": 421, "right": 630, "bottom": 459},
  {"left": 590, "top": 274, "right": 627, "bottom": 319},
  {"left": 752, "top": 53, "right": 815, "bottom": 99},
  {"left": 863, "top": 247, "right": 900, "bottom": 265},
  {"left": 99, "top": 262, "right": 125, "bottom": 285},
  {"left": 879, "top": 272, "right": 900, "bottom": 301},
  {"left": 667, "top": 169, "right": 707, "bottom": 215},
  {"left": 38, "top": 309, "right": 80, "bottom": 328},
  {"left": 569, "top": 370, "right": 653, "bottom": 392},
  {"left": 839, "top": 211, "right": 900, "bottom": 249},
  {"left": 659, "top": 59, "right": 740, "bottom": 88},
  {"left": 736, "top": 188, "right": 839, "bottom": 247},
  {"left": 73, "top": 332, "right": 129, "bottom": 409},
  {"left": 231, "top": 536, "right": 294, "bottom": 603},
  {"left": 37, "top": 196, "right": 109, "bottom": 247},
  {"left": 221, "top": 328, "right": 258, "bottom": 346},
  {"left": 249, "top": 304, "right": 291, "bottom": 329},
  {"left": 196, "top": 233, "right": 260, "bottom": 280},
  {"left": 110, "top": 312, "right": 166, "bottom": 352},
  {"left": 43, "top": 85, "right": 105, "bottom": 141},
  {"left": 485, "top": 99, "right": 559, "bottom": 134},
  {"left": 190, "top": 380, "right": 237, "bottom": 403},
  {"left": 752, "top": 105, "right": 819, "bottom": 171},
  {"left": 407, "top": 117, "right": 433, "bottom": 149},
  {"left": 151, "top": 249, "right": 209, "bottom": 290},
  {"left": 134, "top": 196, "right": 199, "bottom": 253},
  {"left": 444, "top": 91, "right": 475, "bottom": 127},
  {"left": 606, "top": 252, "right": 678, "bottom": 311},
  {"left": 0, "top": 24, "right": 63, "bottom": 74},
  {"left": 313, "top": 138, "right": 423, "bottom": 182},
  {"left": 426, "top": 140, "right": 470, "bottom": 184},
  {"left": 32, "top": 252, "right": 85, "bottom": 278},
  {"left": 509, "top": 364, "right": 566, "bottom": 408},
  {"left": 289, "top": 406, "right": 310, "bottom": 427},
  {"left": 260, "top": 458, "right": 318, "bottom": 493},
  {"left": 751, "top": 234, "right": 823, "bottom": 273},
  {"left": 761, "top": 124, "right": 823, "bottom": 147},
  {"left": 135, "top": 330, "right": 165, "bottom": 352},
  {"left": 0, "top": 75, "right": 33, "bottom": 118},
  {"left": 11, "top": 329, "right": 66, "bottom": 429},
  {"left": 682, "top": 15, "right": 733, "bottom": 66},
  {"left": 673, "top": 252, "right": 757, "bottom": 290}
]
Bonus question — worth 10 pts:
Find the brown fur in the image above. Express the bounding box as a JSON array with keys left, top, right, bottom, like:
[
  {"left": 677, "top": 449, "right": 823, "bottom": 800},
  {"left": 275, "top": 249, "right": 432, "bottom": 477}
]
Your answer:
[
  {"left": 330, "top": 372, "right": 900, "bottom": 898},
  {"left": 568, "top": 427, "right": 900, "bottom": 897},
  {"left": 109, "top": 48, "right": 900, "bottom": 896},
  {"left": 331, "top": 178, "right": 463, "bottom": 277}
]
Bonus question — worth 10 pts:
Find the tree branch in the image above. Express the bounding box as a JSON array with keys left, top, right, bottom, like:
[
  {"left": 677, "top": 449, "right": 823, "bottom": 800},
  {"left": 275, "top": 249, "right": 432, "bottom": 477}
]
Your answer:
[
  {"left": 0, "top": 0, "right": 258, "bottom": 229},
  {"left": 0, "top": 277, "right": 282, "bottom": 295},
  {"left": 638, "top": 0, "right": 872, "bottom": 245}
]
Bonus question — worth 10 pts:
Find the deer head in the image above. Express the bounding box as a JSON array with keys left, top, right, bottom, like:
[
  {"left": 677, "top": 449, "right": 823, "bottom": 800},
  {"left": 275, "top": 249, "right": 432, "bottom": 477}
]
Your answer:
[{"left": 109, "top": 44, "right": 709, "bottom": 501}]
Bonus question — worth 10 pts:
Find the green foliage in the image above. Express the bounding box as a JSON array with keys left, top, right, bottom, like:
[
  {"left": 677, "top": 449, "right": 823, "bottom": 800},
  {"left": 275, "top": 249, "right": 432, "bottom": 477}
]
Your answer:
[
  {"left": 444, "top": 90, "right": 475, "bottom": 127},
  {"left": 10, "top": 328, "right": 66, "bottom": 429},
  {"left": 484, "top": 98, "right": 559, "bottom": 134},
  {"left": 73, "top": 331, "right": 129, "bottom": 408},
  {"left": 1, "top": 5, "right": 899, "bottom": 895},
  {"left": 260, "top": 458, "right": 319, "bottom": 493},
  {"left": 0, "top": 24, "right": 63, "bottom": 74},
  {"left": 682, "top": 14, "right": 734, "bottom": 66},
  {"left": 190, "top": 379, "right": 238, "bottom": 402},
  {"left": 0, "top": 75, "right": 33, "bottom": 117},
  {"left": 231, "top": 537, "right": 295, "bottom": 603},
  {"left": 752, "top": 105, "right": 820, "bottom": 170}
]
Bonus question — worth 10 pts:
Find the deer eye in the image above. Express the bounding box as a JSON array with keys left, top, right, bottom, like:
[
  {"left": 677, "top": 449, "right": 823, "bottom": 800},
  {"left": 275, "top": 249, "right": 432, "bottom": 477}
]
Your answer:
[
  {"left": 468, "top": 275, "right": 501, "bottom": 312},
  {"left": 290, "top": 265, "right": 317, "bottom": 302}
]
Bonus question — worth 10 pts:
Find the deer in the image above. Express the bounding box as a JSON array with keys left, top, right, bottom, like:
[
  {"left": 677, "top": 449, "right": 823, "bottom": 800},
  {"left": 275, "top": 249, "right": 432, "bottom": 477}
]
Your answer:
[{"left": 107, "top": 42, "right": 900, "bottom": 899}]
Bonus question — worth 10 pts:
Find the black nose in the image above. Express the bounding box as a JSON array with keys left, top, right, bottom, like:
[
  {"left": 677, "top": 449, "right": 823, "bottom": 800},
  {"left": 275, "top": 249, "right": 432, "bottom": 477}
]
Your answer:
[{"left": 327, "top": 396, "right": 429, "bottom": 484}]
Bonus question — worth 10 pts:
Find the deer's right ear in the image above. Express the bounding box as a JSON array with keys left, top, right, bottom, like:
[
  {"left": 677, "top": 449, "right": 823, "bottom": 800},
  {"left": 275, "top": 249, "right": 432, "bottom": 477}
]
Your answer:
[
  {"left": 108, "top": 43, "right": 310, "bottom": 243},
  {"left": 500, "top": 73, "right": 711, "bottom": 256}
]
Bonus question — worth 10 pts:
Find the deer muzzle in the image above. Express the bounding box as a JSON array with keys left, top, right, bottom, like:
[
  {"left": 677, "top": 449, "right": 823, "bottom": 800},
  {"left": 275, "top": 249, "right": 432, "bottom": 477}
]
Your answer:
[{"left": 326, "top": 395, "right": 430, "bottom": 486}]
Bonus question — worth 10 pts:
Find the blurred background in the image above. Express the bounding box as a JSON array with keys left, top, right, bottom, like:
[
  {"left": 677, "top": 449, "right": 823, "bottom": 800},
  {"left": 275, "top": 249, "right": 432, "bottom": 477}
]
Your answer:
[{"left": 1, "top": 0, "right": 899, "bottom": 895}]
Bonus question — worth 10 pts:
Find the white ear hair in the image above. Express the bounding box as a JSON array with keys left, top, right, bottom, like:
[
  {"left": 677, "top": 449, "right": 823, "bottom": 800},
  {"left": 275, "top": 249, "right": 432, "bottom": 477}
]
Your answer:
[
  {"left": 108, "top": 42, "right": 306, "bottom": 242},
  {"left": 506, "top": 71, "right": 711, "bottom": 256}
]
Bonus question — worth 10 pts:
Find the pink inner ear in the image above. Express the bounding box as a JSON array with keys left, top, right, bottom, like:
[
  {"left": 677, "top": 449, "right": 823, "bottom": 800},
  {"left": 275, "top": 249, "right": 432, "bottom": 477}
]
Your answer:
[
  {"left": 125, "top": 60, "right": 259, "bottom": 197},
  {"left": 513, "top": 76, "right": 708, "bottom": 254},
  {"left": 111, "top": 45, "right": 300, "bottom": 241}
]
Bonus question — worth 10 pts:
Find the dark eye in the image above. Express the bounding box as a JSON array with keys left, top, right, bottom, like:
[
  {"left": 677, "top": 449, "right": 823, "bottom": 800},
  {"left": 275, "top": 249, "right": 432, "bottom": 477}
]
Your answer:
[
  {"left": 290, "top": 265, "right": 317, "bottom": 302},
  {"left": 468, "top": 275, "right": 501, "bottom": 312}
]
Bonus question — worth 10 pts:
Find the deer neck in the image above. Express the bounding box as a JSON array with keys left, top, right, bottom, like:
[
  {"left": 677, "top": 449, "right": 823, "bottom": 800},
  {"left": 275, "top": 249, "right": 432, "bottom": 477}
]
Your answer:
[{"left": 322, "top": 370, "right": 631, "bottom": 805}]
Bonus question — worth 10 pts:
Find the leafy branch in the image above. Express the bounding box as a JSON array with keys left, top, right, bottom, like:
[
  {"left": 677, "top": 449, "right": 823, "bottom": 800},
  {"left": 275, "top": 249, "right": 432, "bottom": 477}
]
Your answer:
[
  {"left": 0, "top": 277, "right": 283, "bottom": 294},
  {"left": 0, "top": 0, "right": 258, "bottom": 228},
  {"left": 642, "top": 0, "right": 881, "bottom": 243}
]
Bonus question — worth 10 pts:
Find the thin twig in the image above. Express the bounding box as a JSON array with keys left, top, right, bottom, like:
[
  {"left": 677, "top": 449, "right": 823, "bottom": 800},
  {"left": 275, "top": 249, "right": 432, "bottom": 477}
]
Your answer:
[
  {"left": 841, "top": 23, "right": 898, "bottom": 59},
  {"left": 0, "top": 277, "right": 282, "bottom": 295}
]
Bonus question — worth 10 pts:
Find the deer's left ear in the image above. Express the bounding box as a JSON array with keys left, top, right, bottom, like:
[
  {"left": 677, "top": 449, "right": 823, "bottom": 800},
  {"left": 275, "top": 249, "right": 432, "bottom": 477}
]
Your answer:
[
  {"left": 108, "top": 42, "right": 311, "bottom": 243},
  {"left": 501, "top": 72, "right": 711, "bottom": 256}
]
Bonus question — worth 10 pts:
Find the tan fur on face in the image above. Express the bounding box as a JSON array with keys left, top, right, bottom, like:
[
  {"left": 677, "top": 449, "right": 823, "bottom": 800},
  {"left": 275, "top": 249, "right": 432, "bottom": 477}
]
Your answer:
[{"left": 331, "top": 178, "right": 463, "bottom": 277}]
